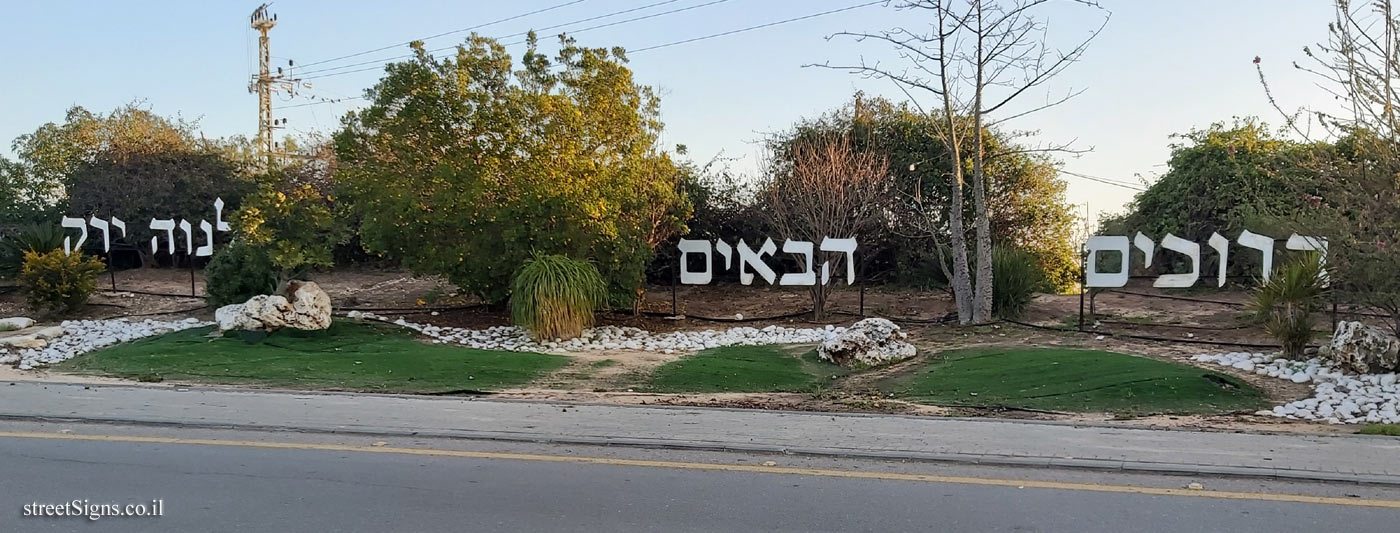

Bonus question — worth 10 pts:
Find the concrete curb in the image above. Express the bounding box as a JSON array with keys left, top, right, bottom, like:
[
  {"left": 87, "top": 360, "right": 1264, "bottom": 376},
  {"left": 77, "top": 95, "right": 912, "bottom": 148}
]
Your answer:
[
  {"left": 3, "top": 411, "right": 1397, "bottom": 488},
  {"left": 7, "top": 377, "right": 1385, "bottom": 441}
]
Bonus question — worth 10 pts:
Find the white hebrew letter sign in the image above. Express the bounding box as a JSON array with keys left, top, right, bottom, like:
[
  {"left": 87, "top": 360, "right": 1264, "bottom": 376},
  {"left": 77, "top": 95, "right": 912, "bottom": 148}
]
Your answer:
[
  {"left": 57, "top": 198, "right": 232, "bottom": 256},
  {"left": 1084, "top": 230, "right": 1327, "bottom": 288},
  {"left": 677, "top": 237, "right": 859, "bottom": 286}
]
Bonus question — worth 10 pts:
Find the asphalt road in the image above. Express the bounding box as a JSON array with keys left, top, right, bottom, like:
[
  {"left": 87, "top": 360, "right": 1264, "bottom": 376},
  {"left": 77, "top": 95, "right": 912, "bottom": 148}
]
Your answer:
[{"left": 2, "top": 432, "right": 1398, "bottom": 532}]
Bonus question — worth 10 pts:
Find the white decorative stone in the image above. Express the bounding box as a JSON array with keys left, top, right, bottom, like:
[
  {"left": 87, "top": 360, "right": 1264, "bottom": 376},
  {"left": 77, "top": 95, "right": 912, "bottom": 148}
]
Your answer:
[
  {"left": 3, "top": 317, "right": 212, "bottom": 369},
  {"left": 1192, "top": 348, "right": 1400, "bottom": 425},
  {"left": 816, "top": 318, "right": 917, "bottom": 367},
  {"left": 0, "top": 317, "right": 35, "bottom": 332}
]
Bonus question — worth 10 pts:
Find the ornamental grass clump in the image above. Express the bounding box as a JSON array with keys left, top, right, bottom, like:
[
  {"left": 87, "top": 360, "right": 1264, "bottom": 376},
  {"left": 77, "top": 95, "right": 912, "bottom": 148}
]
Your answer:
[
  {"left": 510, "top": 254, "right": 605, "bottom": 341},
  {"left": 992, "top": 245, "right": 1047, "bottom": 319}
]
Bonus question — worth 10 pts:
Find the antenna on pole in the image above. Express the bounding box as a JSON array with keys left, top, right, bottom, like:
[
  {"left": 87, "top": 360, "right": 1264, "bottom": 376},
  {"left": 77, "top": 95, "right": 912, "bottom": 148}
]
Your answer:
[{"left": 249, "top": 3, "right": 298, "bottom": 168}]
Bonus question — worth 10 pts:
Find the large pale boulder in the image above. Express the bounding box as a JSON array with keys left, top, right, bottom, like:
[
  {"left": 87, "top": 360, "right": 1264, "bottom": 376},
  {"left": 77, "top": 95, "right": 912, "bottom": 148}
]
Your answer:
[
  {"left": 32, "top": 326, "right": 65, "bottom": 340},
  {"left": 817, "top": 318, "right": 917, "bottom": 367},
  {"left": 0, "top": 335, "right": 45, "bottom": 349},
  {"left": 215, "top": 281, "right": 332, "bottom": 333},
  {"left": 1321, "top": 321, "right": 1400, "bottom": 373},
  {"left": 0, "top": 317, "right": 35, "bottom": 332}
]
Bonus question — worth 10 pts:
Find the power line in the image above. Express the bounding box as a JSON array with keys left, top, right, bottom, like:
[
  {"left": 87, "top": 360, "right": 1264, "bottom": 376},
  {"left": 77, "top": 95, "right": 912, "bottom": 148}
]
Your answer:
[
  {"left": 274, "top": 96, "right": 366, "bottom": 110},
  {"left": 1058, "top": 169, "right": 1146, "bottom": 191},
  {"left": 282, "top": 0, "right": 885, "bottom": 107},
  {"left": 295, "top": 0, "right": 589, "bottom": 69},
  {"left": 629, "top": 0, "right": 885, "bottom": 54},
  {"left": 298, "top": 0, "right": 729, "bottom": 81}
]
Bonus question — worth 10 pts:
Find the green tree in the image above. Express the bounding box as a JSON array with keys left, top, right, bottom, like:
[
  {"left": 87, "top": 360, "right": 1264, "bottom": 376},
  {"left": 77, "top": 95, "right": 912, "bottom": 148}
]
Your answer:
[
  {"left": 66, "top": 150, "right": 250, "bottom": 231},
  {"left": 233, "top": 177, "right": 342, "bottom": 280},
  {"left": 12, "top": 104, "right": 205, "bottom": 196},
  {"left": 0, "top": 156, "right": 57, "bottom": 224},
  {"left": 334, "top": 34, "right": 688, "bottom": 306},
  {"left": 1100, "top": 120, "right": 1321, "bottom": 279}
]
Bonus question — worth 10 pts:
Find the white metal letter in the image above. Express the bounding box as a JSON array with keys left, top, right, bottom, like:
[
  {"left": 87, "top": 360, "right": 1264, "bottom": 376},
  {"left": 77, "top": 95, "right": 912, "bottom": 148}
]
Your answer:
[
  {"left": 61, "top": 216, "right": 87, "bottom": 255},
  {"left": 195, "top": 221, "right": 215, "bottom": 257},
  {"left": 779, "top": 240, "right": 817, "bottom": 286},
  {"left": 1133, "top": 232, "right": 1155, "bottom": 268},
  {"left": 1237, "top": 230, "right": 1276, "bottom": 281},
  {"left": 736, "top": 238, "right": 778, "bottom": 285},
  {"left": 1152, "top": 233, "right": 1200, "bottom": 288},
  {"left": 1084, "top": 236, "right": 1130, "bottom": 288},
  {"left": 677, "top": 239, "right": 713, "bottom": 285},
  {"left": 819, "top": 237, "right": 858, "bottom": 285},
  {"left": 213, "top": 197, "right": 230, "bottom": 232},
  {"left": 149, "top": 219, "right": 176, "bottom": 255},
  {"left": 1207, "top": 232, "right": 1229, "bottom": 287},
  {"left": 89, "top": 217, "right": 110, "bottom": 253}
]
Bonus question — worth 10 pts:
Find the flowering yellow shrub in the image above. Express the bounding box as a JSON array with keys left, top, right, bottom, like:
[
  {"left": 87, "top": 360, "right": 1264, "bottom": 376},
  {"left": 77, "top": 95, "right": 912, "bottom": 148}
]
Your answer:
[{"left": 18, "top": 250, "right": 106, "bottom": 315}]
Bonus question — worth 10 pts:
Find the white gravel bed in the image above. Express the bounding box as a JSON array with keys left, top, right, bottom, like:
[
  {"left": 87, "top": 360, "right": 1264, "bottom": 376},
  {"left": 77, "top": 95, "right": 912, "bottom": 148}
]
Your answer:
[
  {"left": 1191, "top": 352, "right": 1400, "bottom": 424},
  {"left": 0, "top": 318, "right": 212, "bottom": 370},
  {"left": 348, "top": 311, "right": 842, "bottom": 354}
]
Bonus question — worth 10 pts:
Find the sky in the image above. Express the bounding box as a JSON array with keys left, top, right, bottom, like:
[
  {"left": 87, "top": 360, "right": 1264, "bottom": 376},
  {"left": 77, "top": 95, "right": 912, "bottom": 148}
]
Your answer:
[{"left": 0, "top": 0, "right": 1338, "bottom": 228}]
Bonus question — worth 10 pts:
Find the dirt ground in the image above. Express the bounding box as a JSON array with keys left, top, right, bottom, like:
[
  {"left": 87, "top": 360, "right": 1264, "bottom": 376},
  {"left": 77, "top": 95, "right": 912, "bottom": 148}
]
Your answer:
[{"left": 0, "top": 268, "right": 1367, "bottom": 435}]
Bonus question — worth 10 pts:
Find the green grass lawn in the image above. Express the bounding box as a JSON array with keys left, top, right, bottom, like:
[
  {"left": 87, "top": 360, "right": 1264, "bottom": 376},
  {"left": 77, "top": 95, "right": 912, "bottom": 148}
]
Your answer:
[
  {"left": 55, "top": 321, "right": 567, "bottom": 394},
  {"left": 1360, "top": 423, "right": 1400, "bottom": 436},
  {"left": 881, "top": 347, "right": 1267, "bottom": 415},
  {"left": 646, "top": 344, "right": 837, "bottom": 393}
]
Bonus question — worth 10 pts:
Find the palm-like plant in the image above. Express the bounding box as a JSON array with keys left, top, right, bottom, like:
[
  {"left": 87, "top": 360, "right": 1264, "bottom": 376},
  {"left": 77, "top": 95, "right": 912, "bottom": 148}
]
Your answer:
[
  {"left": 510, "top": 254, "right": 606, "bottom": 341},
  {"left": 0, "top": 223, "right": 66, "bottom": 279},
  {"left": 1250, "top": 255, "right": 1326, "bottom": 359}
]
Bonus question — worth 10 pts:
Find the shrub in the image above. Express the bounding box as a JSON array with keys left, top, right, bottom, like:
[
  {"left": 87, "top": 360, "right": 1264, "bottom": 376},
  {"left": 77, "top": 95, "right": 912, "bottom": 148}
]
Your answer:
[
  {"left": 1250, "top": 256, "right": 1326, "bottom": 359},
  {"left": 18, "top": 250, "right": 105, "bottom": 315},
  {"left": 510, "top": 255, "right": 606, "bottom": 341},
  {"left": 335, "top": 36, "right": 688, "bottom": 307},
  {"left": 992, "top": 245, "right": 1047, "bottom": 319},
  {"left": 205, "top": 241, "right": 279, "bottom": 307},
  {"left": 233, "top": 181, "right": 341, "bottom": 279},
  {"left": 0, "top": 223, "right": 66, "bottom": 278}
]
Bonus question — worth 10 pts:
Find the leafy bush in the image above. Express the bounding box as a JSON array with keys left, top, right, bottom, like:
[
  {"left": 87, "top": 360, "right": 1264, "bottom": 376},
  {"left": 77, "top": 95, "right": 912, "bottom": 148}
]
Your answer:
[
  {"left": 233, "top": 181, "right": 341, "bottom": 279},
  {"left": 18, "top": 250, "right": 105, "bottom": 315},
  {"left": 67, "top": 151, "right": 250, "bottom": 234},
  {"left": 0, "top": 223, "right": 66, "bottom": 278},
  {"left": 205, "top": 242, "right": 279, "bottom": 307},
  {"left": 510, "top": 255, "right": 605, "bottom": 341},
  {"left": 991, "top": 245, "right": 1046, "bottom": 319},
  {"left": 335, "top": 36, "right": 688, "bottom": 307},
  {"left": 1249, "top": 256, "right": 1326, "bottom": 359}
]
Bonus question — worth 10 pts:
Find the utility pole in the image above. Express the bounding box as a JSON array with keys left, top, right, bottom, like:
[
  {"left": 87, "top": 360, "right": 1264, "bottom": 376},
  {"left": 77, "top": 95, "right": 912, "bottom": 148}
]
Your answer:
[{"left": 249, "top": 4, "right": 299, "bottom": 168}]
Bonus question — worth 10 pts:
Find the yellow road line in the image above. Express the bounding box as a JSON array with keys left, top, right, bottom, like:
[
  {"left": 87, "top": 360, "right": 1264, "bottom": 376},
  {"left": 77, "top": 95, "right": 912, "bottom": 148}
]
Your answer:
[{"left": 2, "top": 430, "right": 1397, "bottom": 509}]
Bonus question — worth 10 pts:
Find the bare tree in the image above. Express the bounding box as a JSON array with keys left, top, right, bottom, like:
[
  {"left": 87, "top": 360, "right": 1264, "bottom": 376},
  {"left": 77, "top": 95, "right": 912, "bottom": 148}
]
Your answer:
[
  {"left": 817, "top": 0, "right": 1106, "bottom": 324},
  {"left": 761, "top": 135, "right": 890, "bottom": 320},
  {"left": 1256, "top": 0, "right": 1400, "bottom": 335}
]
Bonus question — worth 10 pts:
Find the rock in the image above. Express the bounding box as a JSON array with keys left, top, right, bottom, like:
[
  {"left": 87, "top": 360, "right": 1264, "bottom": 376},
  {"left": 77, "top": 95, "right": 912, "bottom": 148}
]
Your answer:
[
  {"left": 0, "top": 317, "right": 35, "bottom": 332},
  {"left": 816, "top": 318, "right": 917, "bottom": 367},
  {"left": 283, "top": 281, "right": 332, "bottom": 330},
  {"left": 0, "top": 335, "right": 46, "bottom": 349},
  {"left": 215, "top": 281, "right": 333, "bottom": 333},
  {"left": 1322, "top": 321, "right": 1400, "bottom": 373},
  {"left": 32, "top": 326, "right": 65, "bottom": 340}
]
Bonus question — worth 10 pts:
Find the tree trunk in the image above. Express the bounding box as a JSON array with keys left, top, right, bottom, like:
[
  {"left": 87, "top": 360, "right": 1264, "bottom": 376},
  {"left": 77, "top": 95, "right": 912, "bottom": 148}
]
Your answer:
[
  {"left": 948, "top": 165, "right": 975, "bottom": 324},
  {"left": 969, "top": 1, "right": 994, "bottom": 325},
  {"left": 970, "top": 115, "right": 994, "bottom": 324},
  {"left": 810, "top": 283, "right": 828, "bottom": 321}
]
